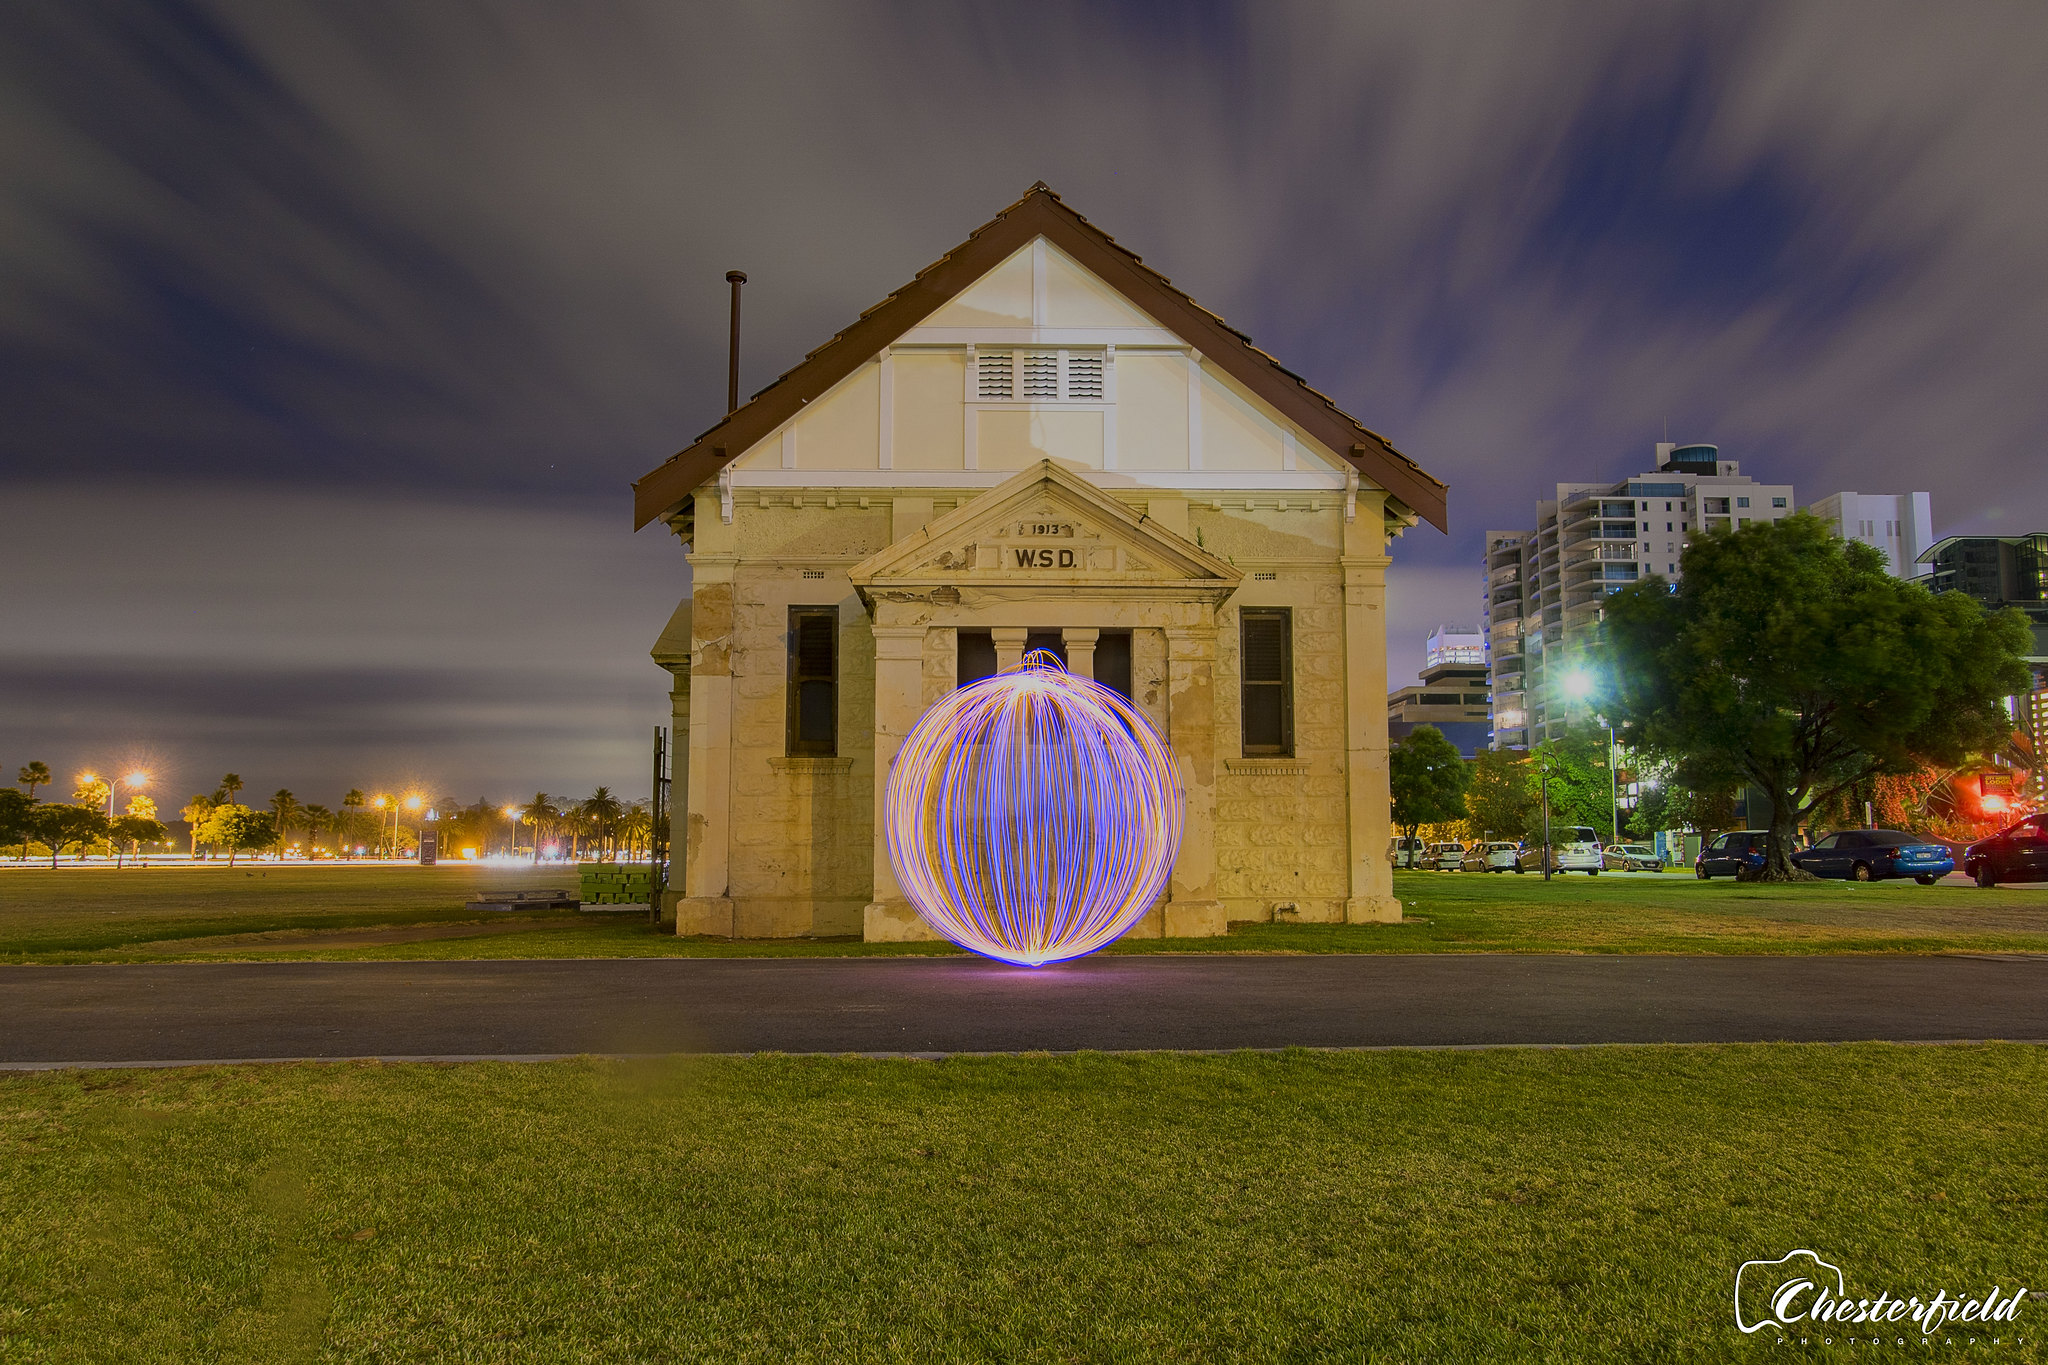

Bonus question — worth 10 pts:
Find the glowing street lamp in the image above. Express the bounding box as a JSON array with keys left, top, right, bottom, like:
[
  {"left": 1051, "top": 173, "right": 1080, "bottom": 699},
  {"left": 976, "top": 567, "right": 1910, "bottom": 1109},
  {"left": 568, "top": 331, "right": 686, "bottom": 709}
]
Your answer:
[
  {"left": 503, "top": 805, "right": 521, "bottom": 858},
  {"left": 1560, "top": 668, "right": 1621, "bottom": 845}
]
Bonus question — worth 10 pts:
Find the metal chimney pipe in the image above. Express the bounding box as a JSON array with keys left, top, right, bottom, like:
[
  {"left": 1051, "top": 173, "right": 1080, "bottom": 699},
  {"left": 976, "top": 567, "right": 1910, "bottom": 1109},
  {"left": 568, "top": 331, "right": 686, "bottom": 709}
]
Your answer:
[{"left": 725, "top": 270, "right": 747, "bottom": 414}]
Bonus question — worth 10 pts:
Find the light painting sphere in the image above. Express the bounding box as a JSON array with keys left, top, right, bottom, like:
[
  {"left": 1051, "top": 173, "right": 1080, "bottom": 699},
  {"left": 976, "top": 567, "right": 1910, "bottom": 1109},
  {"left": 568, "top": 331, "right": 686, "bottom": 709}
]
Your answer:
[{"left": 885, "top": 650, "right": 1183, "bottom": 967}]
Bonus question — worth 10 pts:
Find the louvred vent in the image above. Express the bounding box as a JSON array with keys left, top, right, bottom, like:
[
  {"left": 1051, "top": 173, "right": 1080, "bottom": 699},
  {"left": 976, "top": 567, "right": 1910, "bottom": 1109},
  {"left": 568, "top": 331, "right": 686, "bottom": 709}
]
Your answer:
[
  {"left": 977, "top": 352, "right": 1013, "bottom": 398},
  {"left": 1020, "top": 352, "right": 1059, "bottom": 398},
  {"left": 1065, "top": 353, "right": 1103, "bottom": 399}
]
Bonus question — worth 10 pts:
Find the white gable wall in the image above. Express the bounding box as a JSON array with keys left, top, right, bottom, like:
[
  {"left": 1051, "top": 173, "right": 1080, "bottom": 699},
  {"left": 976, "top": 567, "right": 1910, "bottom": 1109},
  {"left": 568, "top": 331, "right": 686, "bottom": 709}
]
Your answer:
[{"left": 731, "top": 236, "right": 1357, "bottom": 489}]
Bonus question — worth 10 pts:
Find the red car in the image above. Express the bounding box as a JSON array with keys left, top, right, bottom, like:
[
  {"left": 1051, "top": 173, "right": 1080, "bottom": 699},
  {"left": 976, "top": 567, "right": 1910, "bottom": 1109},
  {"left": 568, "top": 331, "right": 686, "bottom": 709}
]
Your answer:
[{"left": 1964, "top": 814, "right": 2048, "bottom": 888}]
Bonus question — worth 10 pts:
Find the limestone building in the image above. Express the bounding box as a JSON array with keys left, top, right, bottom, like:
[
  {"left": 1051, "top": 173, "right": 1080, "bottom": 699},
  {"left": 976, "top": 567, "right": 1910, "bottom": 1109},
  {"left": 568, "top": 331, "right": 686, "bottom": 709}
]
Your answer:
[{"left": 634, "top": 185, "right": 1447, "bottom": 941}]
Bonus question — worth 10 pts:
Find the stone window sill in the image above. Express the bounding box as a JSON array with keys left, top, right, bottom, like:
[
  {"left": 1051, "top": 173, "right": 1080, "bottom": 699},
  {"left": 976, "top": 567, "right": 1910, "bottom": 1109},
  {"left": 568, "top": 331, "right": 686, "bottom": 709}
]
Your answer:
[
  {"left": 1224, "top": 759, "right": 1310, "bottom": 776},
  {"left": 769, "top": 757, "right": 855, "bottom": 774}
]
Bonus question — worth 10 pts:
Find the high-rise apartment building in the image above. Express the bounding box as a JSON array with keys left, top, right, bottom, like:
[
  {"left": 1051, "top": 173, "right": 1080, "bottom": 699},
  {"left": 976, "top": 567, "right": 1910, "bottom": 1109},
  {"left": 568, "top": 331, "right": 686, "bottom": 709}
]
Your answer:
[
  {"left": 1484, "top": 443, "right": 1794, "bottom": 749},
  {"left": 1916, "top": 532, "right": 2048, "bottom": 792},
  {"left": 1804, "top": 491, "right": 1934, "bottom": 577},
  {"left": 1388, "top": 626, "right": 1490, "bottom": 758}
]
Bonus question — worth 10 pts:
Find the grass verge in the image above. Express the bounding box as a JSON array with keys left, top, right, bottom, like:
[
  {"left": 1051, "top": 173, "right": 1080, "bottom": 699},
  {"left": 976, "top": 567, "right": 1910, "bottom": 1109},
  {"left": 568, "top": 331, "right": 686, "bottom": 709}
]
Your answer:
[
  {"left": 3, "top": 866, "right": 2047, "bottom": 963},
  {"left": 1, "top": 1045, "right": 2042, "bottom": 1362}
]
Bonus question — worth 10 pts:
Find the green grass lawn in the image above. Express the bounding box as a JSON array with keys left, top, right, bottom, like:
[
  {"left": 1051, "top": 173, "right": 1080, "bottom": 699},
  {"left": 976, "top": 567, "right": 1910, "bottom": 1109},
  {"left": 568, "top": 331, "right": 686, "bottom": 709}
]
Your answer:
[
  {"left": 3, "top": 865, "right": 2047, "bottom": 963},
  {"left": 2, "top": 1045, "right": 2041, "bottom": 1362}
]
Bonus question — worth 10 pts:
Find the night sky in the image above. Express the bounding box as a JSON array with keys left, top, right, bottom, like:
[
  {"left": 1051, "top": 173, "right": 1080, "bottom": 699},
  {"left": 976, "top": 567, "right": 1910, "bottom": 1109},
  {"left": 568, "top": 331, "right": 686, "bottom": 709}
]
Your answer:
[{"left": 4, "top": 3, "right": 2045, "bottom": 810}]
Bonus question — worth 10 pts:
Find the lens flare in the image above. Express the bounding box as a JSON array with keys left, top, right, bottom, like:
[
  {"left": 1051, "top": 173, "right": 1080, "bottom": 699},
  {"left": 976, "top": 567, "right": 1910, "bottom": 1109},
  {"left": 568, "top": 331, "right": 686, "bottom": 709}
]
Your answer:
[{"left": 885, "top": 650, "right": 1183, "bottom": 967}]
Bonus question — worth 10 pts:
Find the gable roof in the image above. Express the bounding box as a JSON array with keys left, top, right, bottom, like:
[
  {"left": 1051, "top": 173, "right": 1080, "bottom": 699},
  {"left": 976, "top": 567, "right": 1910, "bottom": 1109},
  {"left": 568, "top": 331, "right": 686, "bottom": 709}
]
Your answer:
[{"left": 633, "top": 183, "right": 1447, "bottom": 532}]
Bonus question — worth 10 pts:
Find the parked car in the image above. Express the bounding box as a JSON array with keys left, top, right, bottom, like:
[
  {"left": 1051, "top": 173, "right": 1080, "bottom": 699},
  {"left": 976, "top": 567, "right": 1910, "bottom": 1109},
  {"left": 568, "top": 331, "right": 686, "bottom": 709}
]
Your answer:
[
  {"left": 1516, "top": 826, "right": 1604, "bottom": 874},
  {"left": 1460, "top": 841, "right": 1523, "bottom": 873},
  {"left": 1602, "top": 843, "right": 1663, "bottom": 872},
  {"left": 1389, "top": 836, "right": 1427, "bottom": 870},
  {"left": 1423, "top": 841, "right": 1468, "bottom": 871},
  {"left": 1695, "top": 830, "right": 1770, "bottom": 879},
  {"left": 1790, "top": 829, "right": 1955, "bottom": 884},
  {"left": 1963, "top": 814, "right": 2048, "bottom": 888}
]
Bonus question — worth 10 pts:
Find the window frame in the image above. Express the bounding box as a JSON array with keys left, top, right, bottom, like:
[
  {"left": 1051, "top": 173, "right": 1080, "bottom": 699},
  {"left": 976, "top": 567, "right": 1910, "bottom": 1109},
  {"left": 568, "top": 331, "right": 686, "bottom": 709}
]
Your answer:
[
  {"left": 786, "top": 606, "right": 840, "bottom": 757},
  {"left": 1238, "top": 608, "right": 1294, "bottom": 757}
]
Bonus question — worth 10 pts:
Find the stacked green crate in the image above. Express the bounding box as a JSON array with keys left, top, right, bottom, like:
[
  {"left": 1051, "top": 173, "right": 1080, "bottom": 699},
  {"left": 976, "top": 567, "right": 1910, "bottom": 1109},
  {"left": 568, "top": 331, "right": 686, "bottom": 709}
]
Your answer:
[{"left": 578, "top": 864, "right": 657, "bottom": 905}]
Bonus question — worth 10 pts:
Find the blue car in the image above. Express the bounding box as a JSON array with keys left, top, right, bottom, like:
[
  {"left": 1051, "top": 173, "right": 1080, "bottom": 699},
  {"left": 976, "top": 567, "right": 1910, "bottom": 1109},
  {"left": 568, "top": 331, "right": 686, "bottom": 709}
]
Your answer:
[
  {"left": 1695, "top": 830, "right": 1769, "bottom": 879},
  {"left": 1791, "top": 829, "right": 1955, "bottom": 884}
]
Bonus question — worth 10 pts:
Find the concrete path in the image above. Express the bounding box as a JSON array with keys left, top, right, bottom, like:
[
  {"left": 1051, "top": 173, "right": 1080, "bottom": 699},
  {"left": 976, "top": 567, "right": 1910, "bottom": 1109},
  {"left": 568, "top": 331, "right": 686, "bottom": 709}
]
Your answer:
[{"left": 4, "top": 954, "right": 2047, "bottom": 1067}]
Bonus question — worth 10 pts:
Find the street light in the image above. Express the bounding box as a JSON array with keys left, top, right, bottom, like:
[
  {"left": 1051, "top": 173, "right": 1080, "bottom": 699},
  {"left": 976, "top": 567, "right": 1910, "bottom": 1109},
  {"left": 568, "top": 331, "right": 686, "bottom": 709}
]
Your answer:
[
  {"left": 503, "top": 805, "right": 521, "bottom": 858},
  {"left": 1561, "top": 669, "right": 1621, "bottom": 846}
]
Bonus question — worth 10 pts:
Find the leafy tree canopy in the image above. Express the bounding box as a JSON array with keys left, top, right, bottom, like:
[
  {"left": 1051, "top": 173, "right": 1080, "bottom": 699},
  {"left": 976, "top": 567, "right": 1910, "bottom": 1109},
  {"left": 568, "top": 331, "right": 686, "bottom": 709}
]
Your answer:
[
  {"left": 1465, "top": 749, "right": 1536, "bottom": 843},
  {"left": 1600, "top": 513, "right": 2032, "bottom": 878},
  {"left": 1389, "top": 726, "right": 1471, "bottom": 841},
  {"left": 29, "top": 803, "right": 109, "bottom": 868}
]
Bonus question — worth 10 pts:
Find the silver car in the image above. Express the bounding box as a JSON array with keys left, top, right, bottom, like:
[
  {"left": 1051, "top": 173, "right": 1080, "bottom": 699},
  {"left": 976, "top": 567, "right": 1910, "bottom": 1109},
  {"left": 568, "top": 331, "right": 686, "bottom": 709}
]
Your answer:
[
  {"left": 1515, "top": 827, "right": 1605, "bottom": 875},
  {"left": 1423, "top": 841, "right": 1468, "bottom": 871},
  {"left": 1602, "top": 843, "right": 1664, "bottom": 872}
]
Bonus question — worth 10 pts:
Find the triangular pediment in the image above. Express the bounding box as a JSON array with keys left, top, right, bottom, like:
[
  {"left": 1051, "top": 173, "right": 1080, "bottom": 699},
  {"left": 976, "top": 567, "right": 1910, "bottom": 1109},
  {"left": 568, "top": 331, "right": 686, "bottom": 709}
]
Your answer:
[{"left": 848, "top": 460, "right": 1243, "bottom": 591}]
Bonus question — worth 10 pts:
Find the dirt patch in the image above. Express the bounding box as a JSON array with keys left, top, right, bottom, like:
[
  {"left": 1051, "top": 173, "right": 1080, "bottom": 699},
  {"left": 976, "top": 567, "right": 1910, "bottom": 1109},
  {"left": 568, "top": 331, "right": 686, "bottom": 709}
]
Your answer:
[{"left": 134, "top": 918, "right": 584, "bottom": 953}]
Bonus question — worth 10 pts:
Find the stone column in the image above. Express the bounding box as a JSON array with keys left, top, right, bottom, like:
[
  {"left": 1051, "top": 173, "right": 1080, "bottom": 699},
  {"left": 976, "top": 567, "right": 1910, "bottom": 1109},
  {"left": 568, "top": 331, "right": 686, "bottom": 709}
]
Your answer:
[
  {"left": 992, "top": 627, "right": 1029, "bottom": 673},
  {"left": 1163, "top": 624, "right": 1226, "bottom": 937},
  {"left": 863, "top": 619, "right": 942, "bottom": 942},
  {"left": 662, "top": 661, "right": 691, "bottom": 923},
  {"left": 1061, "top": 627, "right": 1100, "bottom": 680},
  {"left": 677, "top": 578, "right": 734, "bottom": 936},
  {"left": 1342, "top": 494, "right": 1401, "bottom": 923}
]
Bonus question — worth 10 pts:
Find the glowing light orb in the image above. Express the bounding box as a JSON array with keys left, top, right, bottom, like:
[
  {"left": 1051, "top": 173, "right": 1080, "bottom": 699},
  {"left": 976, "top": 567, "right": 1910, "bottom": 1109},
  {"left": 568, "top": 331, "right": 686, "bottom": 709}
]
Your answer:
[{"left": 885, "top": 650, "right": 1183, "bottom": 967}]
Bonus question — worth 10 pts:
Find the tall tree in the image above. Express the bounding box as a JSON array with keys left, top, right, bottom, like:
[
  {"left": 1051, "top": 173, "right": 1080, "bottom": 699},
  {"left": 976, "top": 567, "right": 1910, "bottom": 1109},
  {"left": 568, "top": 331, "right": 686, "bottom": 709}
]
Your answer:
[
  {"left": 1389, "top": 726, "right": 1472, "bottom": 846},
  {"left": 1465, "top": 749, "right": 1536, "bottom": 843},
  {"left": 579, "top": 787, "right": 626, "bottom": 858},
  {"left": 180, "top": 794, "right": 217, "bottom": 859},
  {"left": 269, "top": 789, "right": 301, "bottom": 853},
  {"left": 198, "top": 805, "right": 274, "bottom": 867},
  {"left": 341, "top": 789, "right": 366, "bottom": 857},
  {"left": 17, "top": 761, "right": 50, "bottom": 801},
  {"left": 0, "top": 788, "right": 31, "bottom": 860},
  {"left": 29, "top": 804, "right": 109, "bottom": 869},
  {"left": 1602, "top": 513, "right": 2033, "bottom": 879},
  {"left": 110, "top": 815, "right": 168, "bottom": 867},
  {"left": 519, "top": 793, "right": 559, "bottom": 863},
  {"left": 301, "top": 804, "right": 333, "bottom": 856},
  {"left": 214, "top": 773, "right": 244, "bottom": 807}
]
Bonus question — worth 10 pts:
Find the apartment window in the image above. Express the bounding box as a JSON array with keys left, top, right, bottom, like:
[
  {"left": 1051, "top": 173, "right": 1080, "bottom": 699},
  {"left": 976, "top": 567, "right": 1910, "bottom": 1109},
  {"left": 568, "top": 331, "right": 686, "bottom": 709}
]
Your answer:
[
  {"left": 1737, "top": 497, "right": 1750, "bottom": 509},
  {"left": 1239, "top": 610, "right": 1293, "bottom": 756},
  {"left": 787, "top": 608, "right": 838, "bottom": 755},
  {"left": 1772, "top": 497, "right": 1787, "bottom": 509}
]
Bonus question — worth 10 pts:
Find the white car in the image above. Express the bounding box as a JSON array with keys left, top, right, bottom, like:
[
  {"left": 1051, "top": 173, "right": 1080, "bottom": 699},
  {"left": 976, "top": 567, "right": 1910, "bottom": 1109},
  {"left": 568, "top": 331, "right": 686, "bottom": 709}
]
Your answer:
[
  {"left": 1423, "top": 841, "right": 1468, "bottom": 871},
  {"left": 1516, "top": 826, "right": 1605, "bottom": 875},
  {"left": 1389, "top": 836, "right": 1427, "bottom": 870},
  {"left": 1460, "top": 841, "right": 1523, "bottom": 873}
]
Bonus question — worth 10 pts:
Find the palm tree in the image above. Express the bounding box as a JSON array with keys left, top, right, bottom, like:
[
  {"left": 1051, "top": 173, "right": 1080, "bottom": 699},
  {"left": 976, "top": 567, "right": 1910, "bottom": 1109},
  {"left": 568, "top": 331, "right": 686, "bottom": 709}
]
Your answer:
[
  {"left": 519, "top": 793, "right": 559, "bottom": 863},
  {"left": 579, "top": 787, "right": 627, "bottom": 859},
  {"left": 302, "top": 804, "right": 333, "bottom": 857},
  {"left": 620, "top": 802, "right": 652, "bottom": 860},
  {"left": 341, "top": 789, "right": 366, "bottom": 858},
  {"left": 180, "top": 794, "right": 216, "bottom": 859},
  {"left": 14, "top": 762, "right": 51, "bottom": 861},
  {"left": 269, "top": 789, "right": 301, "bottom": 855},
  {"left": 215, "top": 773, "right": 243, "bottom": 807}
]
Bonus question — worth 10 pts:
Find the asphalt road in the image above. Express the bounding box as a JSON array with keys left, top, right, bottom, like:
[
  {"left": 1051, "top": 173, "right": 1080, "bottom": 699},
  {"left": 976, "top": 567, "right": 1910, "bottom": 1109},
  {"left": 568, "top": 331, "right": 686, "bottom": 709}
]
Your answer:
[{"left": 4, "top": 954, "right": 2047, "bottom": 1066}]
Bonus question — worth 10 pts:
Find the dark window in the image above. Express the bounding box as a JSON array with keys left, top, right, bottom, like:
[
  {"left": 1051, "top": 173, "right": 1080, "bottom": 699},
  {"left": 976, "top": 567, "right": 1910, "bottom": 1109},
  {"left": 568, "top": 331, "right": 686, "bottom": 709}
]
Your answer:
[
  {"left": 957, "top": 631, "right": 996, "bottom": 686},
  {"left": 1867, "top": 831, "right": 1918, "bottom": 847},
  {"left": 1094, "top": 631, "right": 1133, "bottom": 700},
  {"left": 1811, "top": 834, "right": 1841, "bottom": 850},
  {"left": 1239, "top": 609, "right": 1293, "bottom": 755},
  {"left": 787, "top": 608, "right": 838, "bottom": 755},
  {"left": 1838, "top": 832, "right": 1869, "bottom": 849}
]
